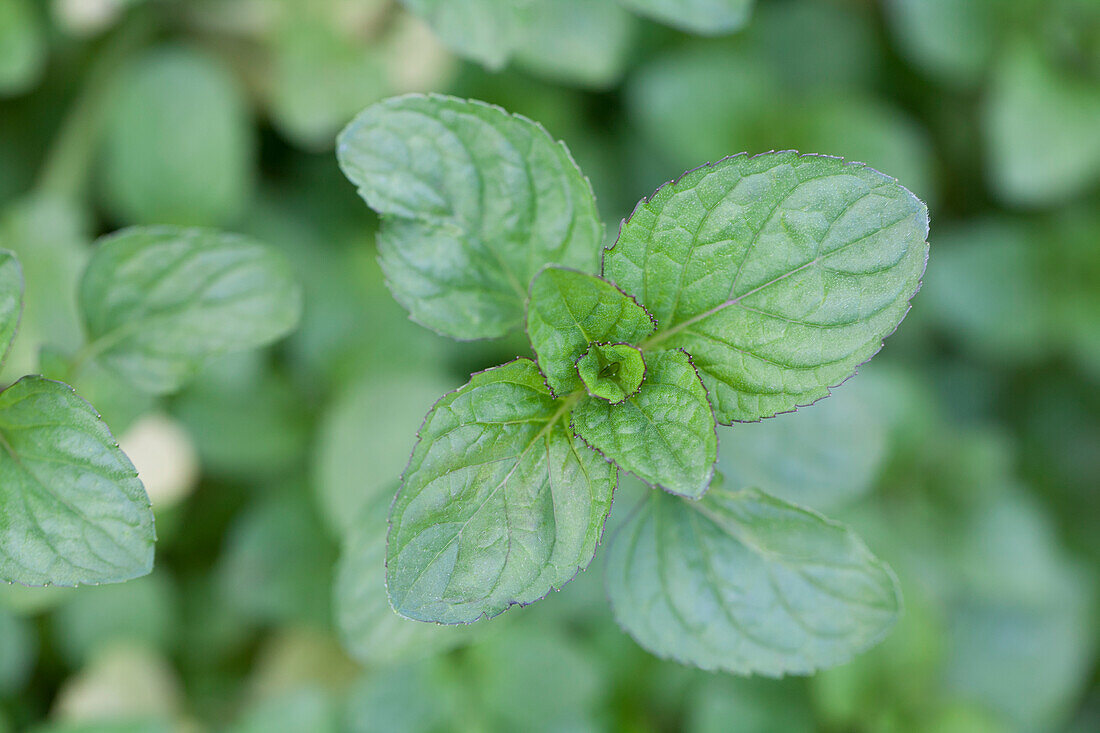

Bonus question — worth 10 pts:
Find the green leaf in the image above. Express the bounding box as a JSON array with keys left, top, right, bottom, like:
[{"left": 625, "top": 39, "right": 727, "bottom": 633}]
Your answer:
[
  {"left": 78, "top": 227, "right": 302, "bottom": 395},
  {"left": 0, "top": 376, "right": 155, "bottom": 587},
  {"left": 387, "top": 358, "right": 615, "bottom": 623},
  {"left": 337, "top": 94, "right": 602, "bottom": 340},
  {"left": 619, "top": 0, "right": 754, "bottom": 35},
  {"left": 526, "top": 266, "right": 655, "bottom": 397},
  {"left": 0, "top": 250, "right": 21, "bottom": 367},
  {"left": 984, "top": 41, "right": 1100, "bottom": 207},
  {"left": 336, "top": 496, "right": 468, "bottom": 666},
  {"left": 572, "top": 349, "right": 715, "bottom": 497},
  {"left": 606, "top": 487, "right": 900, "bottom": 675},
  {"left": 0, "top": 0, "right": 45, "bottom": 96},
  {"left": 882, "top": 0, "right": 998, "bottom": 87},
  {"left": 576, "top": 342, "right": 646, "bottom": 404},
  {"left": 605, "top": 152, "right": 928, "bottom": 424},
  {"left": 100, "top": 45, "right": 254, "bottom": 226}
]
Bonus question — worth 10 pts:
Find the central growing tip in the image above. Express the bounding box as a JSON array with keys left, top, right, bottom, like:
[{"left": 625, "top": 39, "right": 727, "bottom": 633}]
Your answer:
[{"left": 576, "top": 342, "right": 646, "bottom": 404}]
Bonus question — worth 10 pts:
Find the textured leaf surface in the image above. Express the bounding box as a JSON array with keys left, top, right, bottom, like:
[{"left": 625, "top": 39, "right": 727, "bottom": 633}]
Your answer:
[
  {"left": 526, "top": 266, "right": 654, "bottom": 396},
  {"left": 79, "top": 227, "right": 302, "bottom": 394},
  {"left": 336, "top": 496, "right": 467, "bottom": 666},
  {"left": 572, "top": 350, "right": 716, "bottom": 498},
  {"left": 576, "top": 342, "right": 646, "bottom": 404},
  {"left": 606, "top": 487, "right": 900, "bottom": 675},
  {"left": 387, "top": 359, "right": 615, "bottom": 623},
  {"left": 337, "top": 94, "right": 602, "bottom": 340},
  {"left": 606, "top": 152, "right": 928, "bottom": 423},
  {"left": 0, "top": 377, "right": 154, "bottom": 586},
  {"left": 619, "top": 0, "right": 753, "bottom": 35},
  {"left": 0, "top": 251, "right": 21, "bottom": 367}
]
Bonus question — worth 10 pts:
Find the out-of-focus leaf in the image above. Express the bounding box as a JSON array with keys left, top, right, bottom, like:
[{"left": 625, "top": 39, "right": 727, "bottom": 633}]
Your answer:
[
  {"left": 0, "top": 376, "right": 154, "bottom": 587},
  {"left": 0, "top": 0, "right": 45, "bottom": 95},
  {"left": 49, "top": 645, "right": 182, "bottom": 728},
  {"left": 315, "top": 367, "right": 455, "bottom": 536},
  {"left": 52, "top": 573, "right": 177, "bottom": 666},
  {"left": 344, "top": 660, "right": 460, "bottom": 733},
  {"left": 606, "top": 488, "right": 900, "bottom": 675},
  {"left": 386, "top": 359, "right": 615, "bottom": 623},
  {"left": 335, "top": 495, "right": 469, "bottom": 666},
  {"left": 337, "top": 94, "right": 603, "bottom": 340},
  {"left": 572, "top": 349, "right": 717, "bottom": 498},
  {"left": 605, "top": 152, "right": 929, "bottom": 423},
  {"left": 883, "top": 0, "right": 1000, "bottom": 87},
  {"left": 99, "top": 45, "right": 253, "bottom": 226},
  {"left": 717, "top": 379, "right": 887, "bottom": 510},
  {"left": 984, "top": 42, "right": 1100, "bottom": 207},
  {"left": 619, "top": 0, "right": 753, "bottom": 35},
  {"left": 0, "top": 195, "right": 89, "bottom": 381},
  {"left": 0, "top": 249, "right": 21, "bottom": 365},
  {"left": 216, "top": 488, "right": 338, "bottom": 627},
  {"left": 229, "top": 687, "right": 340, "bottom": 733},
  {"left": 526, "top": 266, "right": 655, "bottom": 397},
  {"left": 78, "top": 227, "right": 301, "bottom": 394},
  {"left": 0, "top": 607, "right": 35, "bottom": 694},
  {"left": 689, "top": 675, "right": 814, "bottom": 733}
]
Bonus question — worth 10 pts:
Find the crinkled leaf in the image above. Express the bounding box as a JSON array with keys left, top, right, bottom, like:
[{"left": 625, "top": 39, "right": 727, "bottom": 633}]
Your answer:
[
  {"left": 619, "top": 0, "right": 754, "bottom": 35},
  {"left": 0, "top": 376, "right": 154, "bottom": 586},
  {"left": 526, "top": 266, "right": 654, "bottom": 396},
  {"left": 0, "top": 251, "right": 21, "bottom": 367},
  {"left": 336, "top": 496, "right": 468, "bottom": 665},
  {"left": 100, "top": 46, "right": 253, "bottom": 227},
  {"left": 606, "top": 152, "right": 928, "bottom": 423},
  {"left": 387, "top": 358, "right": 615, "bottom": 623},
  {"left": 78, "top": 227, "right": 302, "bottom": 395},
  {"left": 576, "top": 342, "right": 646, "bottom": 404},
  {"left": 572, "top": 349, "right": 716, "bottom": 498},
  {"left": 337, "top": 94, "right": 602, "bottom": 340},
  {"left": 606, "top": 487, "right": 900, "bottom": 675}
]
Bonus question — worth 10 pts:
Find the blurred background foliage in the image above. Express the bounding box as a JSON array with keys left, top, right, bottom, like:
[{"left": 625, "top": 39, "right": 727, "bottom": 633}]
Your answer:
[{"left": 0, "top": 0, "right": 1098, "bottom": 731}]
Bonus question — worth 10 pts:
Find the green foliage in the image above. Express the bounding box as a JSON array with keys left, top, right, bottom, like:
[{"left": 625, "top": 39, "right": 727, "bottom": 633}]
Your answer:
[
  {"left": 337, "top": 94, "right": 602, "bottom": 340},
  {"left": 0, "top": 0, "right": 44, "bottom": 95},
  {"left": 343, "top": 93, "right": 925, "bottom": 676},
  {"left": 621, "top": 0, "right": 753, "bottom": 35},
  {"left": 606, "top": 488, "right": 900, "bottom": 675},
  {"left": 78, "top": 227, "right": 301, "bottom": 394}
]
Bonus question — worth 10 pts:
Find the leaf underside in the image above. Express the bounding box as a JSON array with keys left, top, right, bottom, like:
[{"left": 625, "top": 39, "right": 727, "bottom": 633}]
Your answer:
[
  {"left": 0, "top": 377, "right": 155, "bottom": 587},
  {"left": 78, "top": 226, "right": 302, "bottom": 395},
  {"left": 605, "top": 151, "right": 929, "bottom": 424},
  {"left": 572, "top": 349, "right": 716, "bottom": 498},
  {"left": 605, "top": 487, "right": 900, "bottom": 676},
  {"left": 337, "top": 94, "right": 603, "bottom": 341},
  {"left": 387, "top": 359, "right": 615, "bottom": 624}
]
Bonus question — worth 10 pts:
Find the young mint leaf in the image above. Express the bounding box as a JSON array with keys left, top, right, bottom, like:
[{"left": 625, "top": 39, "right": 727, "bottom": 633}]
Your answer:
[
  {"left": 606, "top": 487, "right": 900, "bottom": 675},
  {"left": 337, "top": 94, "right": 602, "bottom": 340},
  {"left": 0, "top": 251, "right": 22, "bottom": 367},
  {"left": 336, "top": 496, "right": 468, "bottom": 666},
  {"left": 526, "top": 266, "right": 655, "bottom": 397},
  {"left": 572, "top": 349, "right": 715, "bottom": 498},
  {"left": 575, "top": 342, "right": 646, "bottom": 404},
  {"left": 606, "top": 152, "right": 928, "bottom": 424},
  {"left": 78, "top": 227, "right": 302, "bottom": 395},
  {"left": 0, "top": 376, "right": 154, "bottom": 587},
  {"left": 618, "top": 0, "right": 754, "bottom": 35},
  {"left": 387, "top": 359, "right": 615, "bottom": 623}
]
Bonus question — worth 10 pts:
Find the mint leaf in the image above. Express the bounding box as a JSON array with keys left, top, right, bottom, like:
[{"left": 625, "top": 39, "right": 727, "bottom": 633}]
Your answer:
[
  {"left": 572, "top": 349, "right": 715, "bottom": 498},
  {"left": 606, "top": 487, "right": 900, "bottom": 675},
  {"left": 337, "top": 94, "right": 602, "bottom": 340},
  {"left": 606, "top": 152, "right": 928, "bottom": 423},
  {"left": 619, "top": 0, "right": 754, "bottom": 35},
  {"left": 78, "top": 227, "right": 302, "bottom": 395},
  {"left": 397, "top": 0, "right": 519, "bottom": 70},
  {"left": 387, "top": 359, "right": 615, "bottom": 623},
  {"left": 526, "top": 266, "right": 655, "bottom": 397},
  {"left": 0, "top": 376, "right": 154, "bottom": 587},
  {"left": 336, "top": 496, "right": 468, "bottom": 666},
  {"left": 0, "top": 250, "right": 21, "bottom": 367},
  {"left": 101, "top": 47, "right": 253, "bottom": 227},
  {"left": 575, "top": 342, "right": 646, "bottom": 404}
]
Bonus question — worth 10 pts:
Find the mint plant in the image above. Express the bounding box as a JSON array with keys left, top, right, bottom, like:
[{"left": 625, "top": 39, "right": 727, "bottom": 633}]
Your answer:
[
  {"left": 0, "top": 226, "right": 300, "bottom": 588},
  {"left": 337, "top": 93, "right": 928, "bottom": 675}
]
